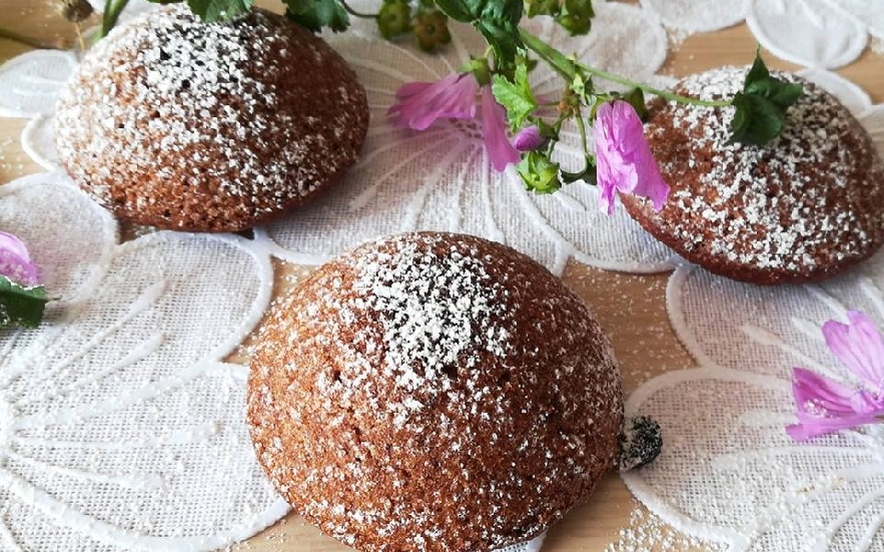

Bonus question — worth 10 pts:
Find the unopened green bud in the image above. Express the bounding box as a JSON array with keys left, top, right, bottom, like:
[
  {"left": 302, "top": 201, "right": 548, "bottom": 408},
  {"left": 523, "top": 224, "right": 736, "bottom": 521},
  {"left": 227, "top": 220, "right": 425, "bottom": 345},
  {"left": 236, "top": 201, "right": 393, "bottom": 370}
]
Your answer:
[
  {"left": 377, "top": 2, "right": 412, "bottom": 40},
  {"left": 413, "top": 11, "right": 451, "bottom": 52},
  {"left": 517, "top": 150, "right": 562, "bottom": 194},
  {"left": 557, "top": 0, "right": 594, "bottom": 35}
]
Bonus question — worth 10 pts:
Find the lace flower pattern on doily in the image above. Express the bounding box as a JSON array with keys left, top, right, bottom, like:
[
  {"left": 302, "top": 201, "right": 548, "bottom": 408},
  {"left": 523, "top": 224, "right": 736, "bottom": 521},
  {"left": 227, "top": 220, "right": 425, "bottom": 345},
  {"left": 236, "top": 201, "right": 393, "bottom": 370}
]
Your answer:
[
  {"left": 256, "top": 4, "right": 678, "bottom": 275},
  {"left": 641, "top": 0, "right": 884, "bottom": 68},
  {"left": 0, "top": 172, "right": 287, "bottom": 551},
  {"left": 618, "top": 64, "right": 884, "bottom": 552},
  {"left": 624, "top": 252, "right": 884, "bottom": 552}
]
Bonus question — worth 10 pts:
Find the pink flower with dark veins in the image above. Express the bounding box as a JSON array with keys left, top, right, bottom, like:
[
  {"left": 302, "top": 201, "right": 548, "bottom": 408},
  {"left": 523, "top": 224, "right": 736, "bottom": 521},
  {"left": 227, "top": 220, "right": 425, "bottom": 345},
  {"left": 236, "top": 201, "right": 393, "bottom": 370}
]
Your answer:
[
  {"left": 0, "top": 231, "right": 40, "bottom": 287},
  {"left": 788, "top": 310, "right": 884, "bottom": 440},
  {"left": 593, "top": 100, "right": 669, "bottom": 215},
  {"left": 389, "top": 72, "right": 519, "bottom": 171}
]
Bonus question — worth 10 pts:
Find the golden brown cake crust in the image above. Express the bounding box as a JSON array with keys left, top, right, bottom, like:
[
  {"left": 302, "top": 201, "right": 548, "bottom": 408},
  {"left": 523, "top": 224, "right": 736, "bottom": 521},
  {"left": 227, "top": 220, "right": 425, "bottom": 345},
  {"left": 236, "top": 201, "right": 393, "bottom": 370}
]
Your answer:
[
  {"left": 247, "top": 232, "right": 622, "bottom": 552},
  {"left": 622, "top": 68, "right": 884, "bottom": 285},
  {"left": 55, "top": 6, "right": 369, "bottom": 232}
]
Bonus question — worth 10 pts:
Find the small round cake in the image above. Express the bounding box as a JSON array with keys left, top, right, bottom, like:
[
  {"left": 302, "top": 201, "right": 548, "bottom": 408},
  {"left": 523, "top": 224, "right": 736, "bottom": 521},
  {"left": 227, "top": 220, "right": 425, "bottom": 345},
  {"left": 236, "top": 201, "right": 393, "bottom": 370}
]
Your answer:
[
  {"left": 622, "top": 67, "right": 884, "bottom": 285},
  {"left": 247, "top": 232, "right": 623, "bottom": 552},
  {"left": 55, "top": 6, "right": 369, "bottom": 232}
]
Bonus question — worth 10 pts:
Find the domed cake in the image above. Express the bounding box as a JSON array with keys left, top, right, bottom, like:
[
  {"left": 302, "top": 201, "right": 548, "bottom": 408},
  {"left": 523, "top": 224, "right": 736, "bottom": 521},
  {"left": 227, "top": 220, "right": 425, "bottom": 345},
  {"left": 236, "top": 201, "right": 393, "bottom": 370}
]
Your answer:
[
  {"left": 55, "top": 6, "right": 369, "bottom": 232},
  {"left": 622, "top": 67, "right": 884, "bottom": 285},
  {"left": 247, "top": 232, "right": 623, "bottom": 552}
]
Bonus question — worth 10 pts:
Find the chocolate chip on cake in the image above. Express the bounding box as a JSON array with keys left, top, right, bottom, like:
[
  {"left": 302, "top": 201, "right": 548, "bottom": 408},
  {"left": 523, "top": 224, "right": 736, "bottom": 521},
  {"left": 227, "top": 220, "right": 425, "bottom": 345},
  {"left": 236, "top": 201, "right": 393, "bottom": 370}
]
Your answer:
[
  {"left": 55, "top": 6, "right": 369, "bottom": 232},
  {"left": 247, "top": 232, "right": 623, "bottom": 552},
  {"left": 622, "top": 67, "right": 884, "bottom": 285}
]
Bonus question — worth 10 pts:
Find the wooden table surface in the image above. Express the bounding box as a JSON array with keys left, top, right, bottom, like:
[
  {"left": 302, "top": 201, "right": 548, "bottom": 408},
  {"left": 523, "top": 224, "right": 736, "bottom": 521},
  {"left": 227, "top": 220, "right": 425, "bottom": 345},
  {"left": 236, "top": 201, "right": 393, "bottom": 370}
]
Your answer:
[{"left": 1, "top": 2, "right": 882, "bottom": 551}]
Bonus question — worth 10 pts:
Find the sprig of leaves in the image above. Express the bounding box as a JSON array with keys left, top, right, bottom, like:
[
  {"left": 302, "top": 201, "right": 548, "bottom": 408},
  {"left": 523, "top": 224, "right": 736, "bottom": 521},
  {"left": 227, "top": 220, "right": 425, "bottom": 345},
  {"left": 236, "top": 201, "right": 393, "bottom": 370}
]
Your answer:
[
  {"left": 729, "top": 51, "right": 804, "bottom": 145},
  {"left": 434, "top": 0, "right": 523, "bottom": 71},
  {"left": 0, "top": 277, "right": 48, "bottom": 330}
]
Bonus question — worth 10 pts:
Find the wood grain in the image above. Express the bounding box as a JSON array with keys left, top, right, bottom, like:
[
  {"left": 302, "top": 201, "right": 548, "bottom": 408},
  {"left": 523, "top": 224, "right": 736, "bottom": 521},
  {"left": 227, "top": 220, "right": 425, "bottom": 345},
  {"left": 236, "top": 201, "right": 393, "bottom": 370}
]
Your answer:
[{"left": 1, "top": 2, "right": 882, "bottom": 551}]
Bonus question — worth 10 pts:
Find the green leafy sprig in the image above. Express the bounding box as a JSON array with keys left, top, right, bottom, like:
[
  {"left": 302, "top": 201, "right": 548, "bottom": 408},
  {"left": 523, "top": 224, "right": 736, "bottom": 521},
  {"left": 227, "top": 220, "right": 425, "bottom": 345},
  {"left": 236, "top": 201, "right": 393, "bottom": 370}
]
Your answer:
[{"left": 93, "top": 0, "right": 803, "bottom": 195}]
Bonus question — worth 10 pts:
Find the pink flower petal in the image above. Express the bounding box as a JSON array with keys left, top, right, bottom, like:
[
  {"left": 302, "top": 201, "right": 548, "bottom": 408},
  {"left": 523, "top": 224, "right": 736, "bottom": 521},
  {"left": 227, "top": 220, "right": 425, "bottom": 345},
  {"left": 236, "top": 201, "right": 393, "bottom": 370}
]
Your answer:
[
  {"left": 0, "top": 231, "right": 39, "bottom": 287},
  {"left": 389, "top": 73, "right": 479, "bottom": 131},
  {"left": 788, "top": 367, "right": 884, "bottom": 440},
  {"left": 480, "top": 87, "right": 519, "bottom": 171},
  {"left": 593, "top": 100, "right": 669, "bottom": 215},
  {"left": 828, "top": 311, "right": 884, "bottom": 391}
]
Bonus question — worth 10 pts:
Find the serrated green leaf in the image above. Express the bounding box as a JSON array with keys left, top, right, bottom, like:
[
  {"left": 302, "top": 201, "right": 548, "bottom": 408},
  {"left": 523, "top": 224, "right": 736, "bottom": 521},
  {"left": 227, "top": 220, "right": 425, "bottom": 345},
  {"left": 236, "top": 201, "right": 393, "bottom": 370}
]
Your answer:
[
  {"left": 491, "top": 62, "right": 537, "bottom": 131},
  {"left": 184, "top": 0, "right": 252, "bottom": 21},
  {"left": 284, "top": 0, "right": 349, "bottom": 33},
  {"left": 433, "top": 0, "right": 523, "bottom": 69},
  {"left": 0, "top": 277, "right": 48, "bottom": 329},
  {"left": 433, "top": 0, "right": 473, "bottom": 21},
  {"left": 729, "top": 92, "right": 785, "bottom": 146},
  {"left": 744, "top": 49, "right": 770, "bottom": 89}
]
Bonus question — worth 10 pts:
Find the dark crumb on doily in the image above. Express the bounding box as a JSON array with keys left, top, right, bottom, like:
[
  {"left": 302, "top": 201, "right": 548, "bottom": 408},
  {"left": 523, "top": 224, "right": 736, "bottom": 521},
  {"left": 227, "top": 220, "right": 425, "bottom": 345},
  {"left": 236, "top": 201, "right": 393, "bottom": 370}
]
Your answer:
[{"left": 618, "top": 416, "right": 662, "bottom": 471}]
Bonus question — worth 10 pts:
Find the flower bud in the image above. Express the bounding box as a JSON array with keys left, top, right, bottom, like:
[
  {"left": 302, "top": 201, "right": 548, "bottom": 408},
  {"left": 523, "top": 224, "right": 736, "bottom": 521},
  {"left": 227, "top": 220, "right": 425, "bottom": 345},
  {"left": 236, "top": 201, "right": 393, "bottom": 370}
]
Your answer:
[
  {"left": 413, "top": 11, "right": 451, "bottom": 52},
  {"left": 517, "top": 151, "right": 561, "bottom": 194},
  {"left": 513, "top": 126, "right": 546, "bottom": 152},
  {"left": 377, "top": 2, "right": 412, "bottom": 40}
]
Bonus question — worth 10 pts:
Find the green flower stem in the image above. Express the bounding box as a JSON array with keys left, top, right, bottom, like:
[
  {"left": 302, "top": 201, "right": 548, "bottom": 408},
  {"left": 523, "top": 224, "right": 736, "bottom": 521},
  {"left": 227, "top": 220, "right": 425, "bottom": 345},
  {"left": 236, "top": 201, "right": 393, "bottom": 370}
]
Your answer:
[
  {"left": 574, "top": 108, "right": 589, "bottom": 158},
  {"left": 519, "top": 28, "right": 731, "bottom": 108},
  {"left": 100, "top": 0, "right": 130, "bottom": 38},
  {"left": 339, "top": 0, "right": 378, "bottom": 19},
  {"left": 0, "top": 26, "right": 64, "bottom": 50}
]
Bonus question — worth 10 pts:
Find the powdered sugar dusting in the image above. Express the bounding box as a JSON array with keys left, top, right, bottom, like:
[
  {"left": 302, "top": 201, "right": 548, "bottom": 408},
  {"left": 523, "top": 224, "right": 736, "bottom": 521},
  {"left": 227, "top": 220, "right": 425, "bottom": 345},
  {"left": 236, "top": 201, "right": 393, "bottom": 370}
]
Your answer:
[
  {"left": 54, "top": 5, "right": 367, "bottom": 231},
  {"left": 636, "top": 66, "right": 884, "bottom": 283},
  {"left": 248, "top": 232, "right": 623, "bottom": 552}
]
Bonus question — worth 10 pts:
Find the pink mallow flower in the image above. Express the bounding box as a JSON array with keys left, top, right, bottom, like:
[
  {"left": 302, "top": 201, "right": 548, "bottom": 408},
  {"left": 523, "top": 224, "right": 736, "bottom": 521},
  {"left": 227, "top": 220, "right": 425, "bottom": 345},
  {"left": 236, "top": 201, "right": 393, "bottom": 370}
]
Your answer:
[
  {"left": 787, "top": 310, "right": 884, "bottom": 441},
  {"left": 389, "top": 73, "right": 519, "bottom": 171},
  {"left": 0, "top": 231, "right": 40, "bottom": 287},
  {"left": 593, "top": 100, "right": 669, "bottom": 215}
]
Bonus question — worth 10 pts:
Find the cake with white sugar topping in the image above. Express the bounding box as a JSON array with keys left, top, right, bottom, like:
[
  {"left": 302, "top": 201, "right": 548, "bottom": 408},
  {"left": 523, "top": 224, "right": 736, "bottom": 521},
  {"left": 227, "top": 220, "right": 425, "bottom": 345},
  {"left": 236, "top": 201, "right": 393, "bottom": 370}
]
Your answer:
[
  {"left": 247, "top": 232, "right": 624, "bottom": 552},
  {"left": 622, "top": 67, "right": 884, "bottom": 285},
  {"left": 55, "top": 5, "right": 368, "bottom": 232}
]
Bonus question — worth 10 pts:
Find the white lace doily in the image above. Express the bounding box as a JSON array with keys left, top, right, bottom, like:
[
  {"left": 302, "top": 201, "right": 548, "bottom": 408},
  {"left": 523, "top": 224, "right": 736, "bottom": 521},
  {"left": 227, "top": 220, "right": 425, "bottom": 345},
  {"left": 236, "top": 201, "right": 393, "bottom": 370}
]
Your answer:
[
  {"left": 2, "top": 1, "right": 884, "bottom": 551},
  {"left": 642, "top": 0, "right": 884, "bottom": 66},
  {"left": 0, "top": 172, "right": 288, "bottom": 551},
  {"left": 624, "top": 252, "right": 884, "bottom": 552}
]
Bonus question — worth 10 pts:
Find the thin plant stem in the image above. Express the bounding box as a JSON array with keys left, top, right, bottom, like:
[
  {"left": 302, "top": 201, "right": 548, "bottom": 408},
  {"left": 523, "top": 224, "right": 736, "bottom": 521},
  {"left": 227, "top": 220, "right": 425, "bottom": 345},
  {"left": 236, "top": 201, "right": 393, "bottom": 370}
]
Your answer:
[
  {"left": 100, "top": 0, "right": 130, "bottom": 38},
  {"left": 519, "top": 28, "right": 731, "bottom": 108},
  {"left": 339, "top": 0, "right": 378, "bottom": 19}
]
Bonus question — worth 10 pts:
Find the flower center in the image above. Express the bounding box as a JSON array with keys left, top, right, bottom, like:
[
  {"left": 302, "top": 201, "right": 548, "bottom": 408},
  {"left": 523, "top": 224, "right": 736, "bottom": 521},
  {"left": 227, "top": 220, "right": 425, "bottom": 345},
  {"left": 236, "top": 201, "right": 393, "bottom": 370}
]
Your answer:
[{"left": 450, "top": 119, "right": 482, "bottom": 141}]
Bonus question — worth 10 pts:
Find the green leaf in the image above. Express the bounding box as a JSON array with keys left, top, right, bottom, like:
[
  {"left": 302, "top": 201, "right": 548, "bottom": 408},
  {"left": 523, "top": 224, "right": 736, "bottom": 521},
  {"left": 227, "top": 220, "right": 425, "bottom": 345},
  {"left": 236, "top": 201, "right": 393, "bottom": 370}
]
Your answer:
[
  {"left": 432, "top": 0, "right": 523, "bottom": 69},
  {"left": 728, "top": 50, "right": 803, "bottom": 146},
  {"left": 0, "top": 277, "right": 48, "bottom": 329},
  {"left": 729, "top": 92, "right": 785, "bottom": 146},
  {"left": 517, "top": 150, "right": 561, "bottom": 193},
  {"left": 491, "top": 61, "right": 537, "bottom": 131},
  {"left": 561, "top": 160, "right": 596, "bottom": 185},
  {"left": 743, "top": 49, "right": 770, "bottom": 88},
  {"left": 525, "top": 0, "right": 560, "bottom": 18},
  {"left": 284, "top": 0, "right": 349, "bottom": 33},
  {"left": 433, "top": 0, "right": 473, "bottom": 21},
  {"left": 621, "top": 87, "right": 647, "bottom": 120},
  {"left": 184, "top": 0, "right": 252, "bottom": 21}
]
